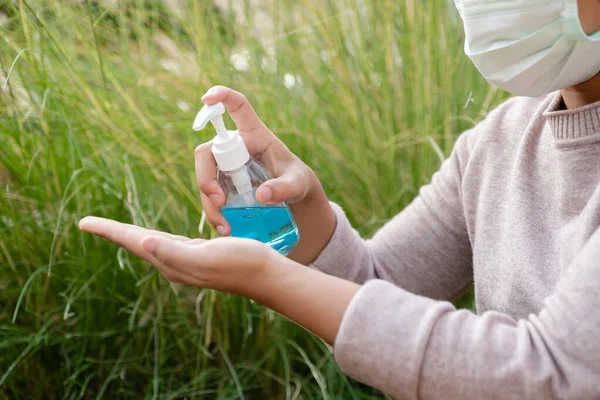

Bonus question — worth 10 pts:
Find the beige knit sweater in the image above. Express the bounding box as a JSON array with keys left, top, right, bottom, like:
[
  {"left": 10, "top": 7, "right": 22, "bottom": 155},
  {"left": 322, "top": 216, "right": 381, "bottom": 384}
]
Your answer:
[{"left": 311, "top": 92, "right": 600, "bottom": 399}]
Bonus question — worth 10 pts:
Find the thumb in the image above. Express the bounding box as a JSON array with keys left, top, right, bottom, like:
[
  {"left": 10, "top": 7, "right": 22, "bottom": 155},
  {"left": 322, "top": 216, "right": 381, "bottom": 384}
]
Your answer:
[
  {"left": 142, "top": 236, "right": 194, "bottom": 269},
  {"left": 256, "top": 165, "right": 310, "bottom": 205}
]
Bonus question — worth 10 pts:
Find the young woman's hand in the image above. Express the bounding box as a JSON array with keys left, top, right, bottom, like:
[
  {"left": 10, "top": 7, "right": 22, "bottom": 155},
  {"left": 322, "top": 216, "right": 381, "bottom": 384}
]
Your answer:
[
  {"left": 78, "top": 216, "right": 360, "bottom": 345},
  {"left": 78, "top": 217, "right": 276, "bottom": 297},
  {"left": 195, "top": 86, "right": 336, "bottom": 264}
]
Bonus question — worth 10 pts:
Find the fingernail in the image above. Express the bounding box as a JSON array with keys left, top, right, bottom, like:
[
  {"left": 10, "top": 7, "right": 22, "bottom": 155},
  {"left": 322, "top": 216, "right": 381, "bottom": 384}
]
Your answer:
[
  {"left": 78, "top": 216, "right": 93, "bottom": 229},
  {"left": 209, "top": 194, "right": 222, "bottom": 206},
  {"left": 216, "top": 225, "right": 226, "bottom": 236},
  {"left": 203, "top": 88, "right": 216, "bottom": 98},
  {"left": 258, "top": 186, "right": 272, "bottom": 203}
]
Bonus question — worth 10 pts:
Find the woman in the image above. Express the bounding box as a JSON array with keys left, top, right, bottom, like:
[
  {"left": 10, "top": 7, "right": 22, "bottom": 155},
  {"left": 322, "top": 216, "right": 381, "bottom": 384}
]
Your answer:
[{"left": 79, "top": 0, "right": 600, "bottom": 398}]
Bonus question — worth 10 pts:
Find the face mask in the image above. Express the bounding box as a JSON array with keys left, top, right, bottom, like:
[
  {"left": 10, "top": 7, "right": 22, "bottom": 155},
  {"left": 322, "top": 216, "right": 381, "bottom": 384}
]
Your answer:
[{"left": 453, "top": 0, "right": 600, "bottom": 97}]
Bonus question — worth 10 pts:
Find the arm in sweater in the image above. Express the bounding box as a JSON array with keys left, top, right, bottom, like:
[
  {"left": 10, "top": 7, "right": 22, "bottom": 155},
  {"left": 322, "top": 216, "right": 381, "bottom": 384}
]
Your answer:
[
  {"left": 333, "top": 224, "right": 600, "bottom": 399},
  {"left": 312, "top": 131, "right": 475, "bottom": 301}
]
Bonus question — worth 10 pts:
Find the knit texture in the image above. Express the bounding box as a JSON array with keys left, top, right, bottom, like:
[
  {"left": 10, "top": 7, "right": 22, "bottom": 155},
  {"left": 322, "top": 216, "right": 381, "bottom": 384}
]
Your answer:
[{"left": 311, "top": 92, "right": 600, "bottom": 399}]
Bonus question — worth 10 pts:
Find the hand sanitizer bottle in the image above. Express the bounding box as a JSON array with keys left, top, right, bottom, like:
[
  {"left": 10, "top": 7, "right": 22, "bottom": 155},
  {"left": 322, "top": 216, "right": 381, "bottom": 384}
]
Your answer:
[{"left": 193, "top": 102, "right": 299, "bottom": 256}]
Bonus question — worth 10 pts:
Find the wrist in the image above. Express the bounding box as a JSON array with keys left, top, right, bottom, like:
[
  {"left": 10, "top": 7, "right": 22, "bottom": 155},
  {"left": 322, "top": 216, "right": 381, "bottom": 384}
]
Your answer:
[
  {"left": 247, "top": 251, "right": 290, "bottom": 304},
  {"left": 227, "top": 241, "right": 284, "bottom": 299},
  {"left": 303, "top": 167, "right": 325, "bottom": 204},
  {"left": 289, "top": 170, "right": 336, "bottom": 264},
  {"left": 245, "top": 253, "right": 361, "bottom": 345}
]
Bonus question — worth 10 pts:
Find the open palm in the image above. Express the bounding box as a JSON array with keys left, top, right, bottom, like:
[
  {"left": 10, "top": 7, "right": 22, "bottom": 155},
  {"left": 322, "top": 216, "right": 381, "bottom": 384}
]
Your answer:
[{"left": 78, "top": 217, "right": 278, "bottom": 296}]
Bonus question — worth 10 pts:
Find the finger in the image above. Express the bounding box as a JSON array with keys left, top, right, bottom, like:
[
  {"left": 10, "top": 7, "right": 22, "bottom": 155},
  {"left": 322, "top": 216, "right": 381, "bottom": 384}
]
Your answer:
[
  {"left": 202, "top": 86, "right": 265, "bottom": 133},
  {"left": 78, "top": 217, "right": 191, "bottom": 260},
  {"left": 195, "top": 142, "right": 224, "bottom": 206},
  {"left": 255, "top": 163, "right": 311, "bottom": 204},
  {"left": 79, "top": 217, "right": 191, "bottom": 242},
  {"left": 149, "top": 254, "right": 197, "bottom": 285},
  {"left": 142, "top": 236, "right": 201, "bottom": 273},
  {"left": 200, "top": 192, "right": 231, "bottom": 236}
]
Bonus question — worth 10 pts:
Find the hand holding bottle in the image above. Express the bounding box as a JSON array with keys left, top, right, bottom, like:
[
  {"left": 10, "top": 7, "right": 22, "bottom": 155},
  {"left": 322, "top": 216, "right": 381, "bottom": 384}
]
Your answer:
[{"left": 195, "top": 86, "right": 336, "bottom": 264}]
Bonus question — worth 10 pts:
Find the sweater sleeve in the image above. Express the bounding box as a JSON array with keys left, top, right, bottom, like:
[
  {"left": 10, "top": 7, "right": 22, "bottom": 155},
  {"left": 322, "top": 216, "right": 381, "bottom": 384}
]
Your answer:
[
  {"left": 311, "top": 130, "right": 475, "bottom": 301},
  {"left": 333, "top": 226, "right": 600, "bottom": 399}
]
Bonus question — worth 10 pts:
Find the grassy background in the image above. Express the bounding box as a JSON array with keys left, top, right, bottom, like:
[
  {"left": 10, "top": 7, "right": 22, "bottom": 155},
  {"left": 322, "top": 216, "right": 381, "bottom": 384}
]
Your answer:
[{"left": 0, "top": 0, "right": 508, "bottom": 398}]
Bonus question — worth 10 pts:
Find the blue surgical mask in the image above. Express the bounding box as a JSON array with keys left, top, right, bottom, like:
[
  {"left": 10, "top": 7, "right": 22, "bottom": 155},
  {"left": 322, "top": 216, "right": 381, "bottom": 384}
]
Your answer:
[{"left": 453, "top": 0, "right": 600, "bottom": 97}]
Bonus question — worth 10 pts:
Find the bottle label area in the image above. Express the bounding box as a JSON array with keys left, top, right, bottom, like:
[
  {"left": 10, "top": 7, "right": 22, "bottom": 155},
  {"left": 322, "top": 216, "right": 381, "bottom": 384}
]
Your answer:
[{"left": 268, "top": 221, "right": 294, "bottom": 241}]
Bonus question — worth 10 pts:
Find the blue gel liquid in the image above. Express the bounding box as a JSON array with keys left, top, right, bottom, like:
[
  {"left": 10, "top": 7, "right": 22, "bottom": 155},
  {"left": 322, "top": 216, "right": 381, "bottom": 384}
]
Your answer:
[{"left": 222, "top": 207, "right": 299, "bottom": 256}]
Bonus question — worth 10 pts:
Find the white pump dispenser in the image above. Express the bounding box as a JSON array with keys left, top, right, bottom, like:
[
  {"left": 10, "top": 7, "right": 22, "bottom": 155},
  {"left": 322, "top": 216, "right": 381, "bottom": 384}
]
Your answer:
[
  {"left": 193, "top": 102, "right": 254, "bottom": 204},
  {"left": 191, "top": 100, "right": 300, "bottom": 256}
]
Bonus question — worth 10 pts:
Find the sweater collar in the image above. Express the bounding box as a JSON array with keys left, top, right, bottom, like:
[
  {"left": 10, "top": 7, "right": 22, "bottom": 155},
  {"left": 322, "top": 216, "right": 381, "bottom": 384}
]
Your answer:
[{"left": 544, "top": 92, "right": 600, "bottom": 141}]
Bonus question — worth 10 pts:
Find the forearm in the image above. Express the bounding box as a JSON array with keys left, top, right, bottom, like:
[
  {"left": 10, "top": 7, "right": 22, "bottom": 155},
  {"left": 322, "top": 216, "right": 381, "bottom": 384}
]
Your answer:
[
  {"left": 288, "top": 169, "right": 336, "bottom": 265},
  {"left": 251, "top": 255, "right": 360, "bottom": 344}
]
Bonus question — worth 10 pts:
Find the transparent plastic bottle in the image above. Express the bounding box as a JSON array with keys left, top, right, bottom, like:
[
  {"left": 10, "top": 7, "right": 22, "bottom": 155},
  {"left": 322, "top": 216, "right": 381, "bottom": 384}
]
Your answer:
[
  {"left": 193, "top": 101, "right": 299, "bottom": 256},
  {"left": 218, "top": 160, "right": 299, "bottom": 256}
]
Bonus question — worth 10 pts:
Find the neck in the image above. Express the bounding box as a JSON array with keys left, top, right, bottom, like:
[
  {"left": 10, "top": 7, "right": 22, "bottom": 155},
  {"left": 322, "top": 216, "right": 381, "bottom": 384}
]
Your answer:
[{"left": 560, "top": 72, "right": 600, "bottom": 109}]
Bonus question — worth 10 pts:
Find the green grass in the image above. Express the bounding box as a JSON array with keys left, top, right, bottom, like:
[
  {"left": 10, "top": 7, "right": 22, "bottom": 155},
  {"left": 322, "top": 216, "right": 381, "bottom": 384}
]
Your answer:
[{"left": 0, "top": 0, "right": 508, "bottom": 398}]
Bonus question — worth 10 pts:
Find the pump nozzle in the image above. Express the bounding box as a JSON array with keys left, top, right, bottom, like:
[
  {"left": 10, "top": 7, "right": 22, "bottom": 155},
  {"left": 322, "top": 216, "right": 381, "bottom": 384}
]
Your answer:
[
  {"left": 192, "top": 102, "right": 250, "bottom": 171},
  {"left": 192, "top": 102, "right": 228, "bottom": 138},
  {"left": 193, "top": 101, "right": 254, "bottom": 205}
]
